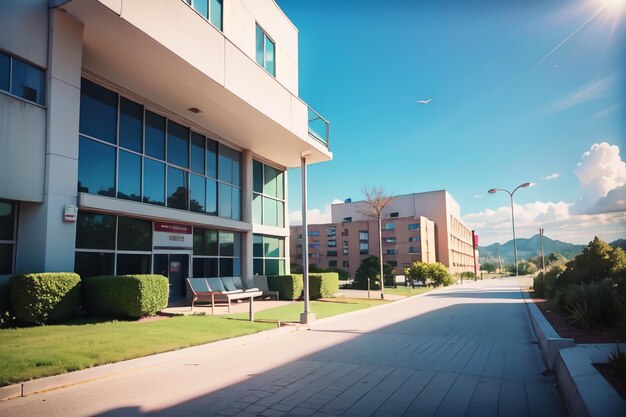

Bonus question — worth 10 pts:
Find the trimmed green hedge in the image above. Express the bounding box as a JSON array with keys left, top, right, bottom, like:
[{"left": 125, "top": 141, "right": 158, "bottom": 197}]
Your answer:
[
  {"left": 82, "top": 275, "right": 168, "bottom": 318},
  {"left": 310, "top": 272, "right": 339, "bottom": 299},
  {"left": 267, "top": 275, "right": 303, "bottom": 301},
  {"left": 10, "top": 273, "right": 81, "bottom": 325}
]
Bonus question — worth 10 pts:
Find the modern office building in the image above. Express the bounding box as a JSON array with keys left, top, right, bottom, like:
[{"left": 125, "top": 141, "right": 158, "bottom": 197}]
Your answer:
[
  {"left": 0, "top": 0, "right": 331, "bottom": 298},
  {"left": 290, "top": 190, "right": 476, "bottom": 277}
]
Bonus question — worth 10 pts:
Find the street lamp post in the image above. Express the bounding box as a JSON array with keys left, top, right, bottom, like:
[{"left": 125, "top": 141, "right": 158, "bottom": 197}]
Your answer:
[{"left": 488, "top": 182, "right": 532, "bottom": 277}]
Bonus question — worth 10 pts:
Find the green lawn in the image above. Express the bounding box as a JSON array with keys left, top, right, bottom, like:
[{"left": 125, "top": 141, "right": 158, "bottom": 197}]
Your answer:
[
  {"left": 0, "top": 316, "right": 274, "bottom": 386},
  {"left": 384, "top": 287, "right": 432, "bottom": 296},
  {"left": 228, "top": 298, "right": 388, "bottom": 323}
]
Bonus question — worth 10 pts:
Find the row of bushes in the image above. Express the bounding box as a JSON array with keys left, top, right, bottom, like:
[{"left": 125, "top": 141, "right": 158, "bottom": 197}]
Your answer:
[
  {"left": 7, "top": 273, "right": 168, "bottom": 325},
  {"left": 267, "top": 273, "right": 339, "bottom": 301},
  {"left": 404, "top": 262, "right": 454, "bottom": 288},
  {"left": 533, "top": 237, "right": 626, "bottom": 330}
]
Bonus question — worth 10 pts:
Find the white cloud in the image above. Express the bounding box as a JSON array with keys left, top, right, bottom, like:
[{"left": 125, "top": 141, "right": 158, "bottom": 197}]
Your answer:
[
  {"left": 289, "top": 199, "right": 343, "bottom": 226},
  {"left": 468, "top": 142, "right": 626, "bottom": 245},
  {"left": 543, "top": 173, "right": 561, "bottom": 180},
  {"left": 464, "top": 201, "right": 626, "bottom": 245},
  {"left": 550, "top": 74, "right": 616, "bottom": 113},
  {"left": 592, "top": 103, "right": 621, "bottom": 121},
  {"left": 574, "top": 142, "right": 626, "bottom": 213}
]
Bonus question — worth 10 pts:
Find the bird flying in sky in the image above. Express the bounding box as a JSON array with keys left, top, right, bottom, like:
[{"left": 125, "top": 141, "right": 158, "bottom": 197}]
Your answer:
[{"left": 416, "top": 99, "right": 432, "bottom": 104}]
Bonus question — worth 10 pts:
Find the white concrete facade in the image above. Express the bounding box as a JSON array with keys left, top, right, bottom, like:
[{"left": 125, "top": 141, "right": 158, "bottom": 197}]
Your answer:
[{"left": 0, "top": 0, "right": 331, "bottom": 294}]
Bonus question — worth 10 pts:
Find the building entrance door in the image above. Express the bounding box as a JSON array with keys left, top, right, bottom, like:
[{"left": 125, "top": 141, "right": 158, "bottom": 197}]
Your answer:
[{"left": 153, "top": 253, "right": 189, "bottom": 298}]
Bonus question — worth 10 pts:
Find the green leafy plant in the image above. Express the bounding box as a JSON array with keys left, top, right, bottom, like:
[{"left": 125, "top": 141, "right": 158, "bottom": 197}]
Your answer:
[
  {"left": 562, "top": 280, "right": 615, "bottom": 328},
  {"left": 404, "top": 262, "right": 453, "bottom": 288},
  {"left": 309, "top": 273, "right": 339, "bottom": 299},
  {"left": 608, "top": 345, "right": 626, "bottom": 379},
  {"left": 267, "top": 275, "right": 303, "bottom": 300},
  {"left": 10, "top": 273, "right": 81, "bottom": 325},
  {"left": 533, "top": 272, "right": 545, "bottom": 298},
  {"left": 82, "top": 275, "right": 168, "bottom": 318}
]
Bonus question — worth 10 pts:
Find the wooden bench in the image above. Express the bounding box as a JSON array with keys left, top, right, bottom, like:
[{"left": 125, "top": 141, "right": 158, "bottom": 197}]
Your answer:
[{"left": 187, "top": 277, "right": 262, "bottom": 321}]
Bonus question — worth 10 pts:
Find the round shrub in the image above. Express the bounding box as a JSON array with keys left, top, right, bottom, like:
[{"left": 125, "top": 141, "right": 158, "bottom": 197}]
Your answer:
[
  {"left": 10, "top": 273, "right": 81, "bottom": 325},
  {"left": 82, "top": 275, "right": 168, "bottom": 318}
]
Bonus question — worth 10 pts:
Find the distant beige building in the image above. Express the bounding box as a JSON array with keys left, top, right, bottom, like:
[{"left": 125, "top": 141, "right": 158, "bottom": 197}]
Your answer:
[{"left": 290, "top": 190, "right": 476, "bottom": 277}]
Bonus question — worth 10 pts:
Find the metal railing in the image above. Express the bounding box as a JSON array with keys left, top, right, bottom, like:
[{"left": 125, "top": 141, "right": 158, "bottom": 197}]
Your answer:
[{"left": 307, "top": 106, "right": 330, "bottom": 147}]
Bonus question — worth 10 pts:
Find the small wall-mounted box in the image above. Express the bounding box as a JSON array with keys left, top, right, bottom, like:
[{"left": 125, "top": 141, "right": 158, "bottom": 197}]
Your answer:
[{"left": 64, "top": 205, "right": 78, "bottom": 222}]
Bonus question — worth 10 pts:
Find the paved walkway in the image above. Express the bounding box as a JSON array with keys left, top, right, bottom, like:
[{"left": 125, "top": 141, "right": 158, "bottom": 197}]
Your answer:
[{"left": 0, "top": 278, "right": 565, "bottom": 417}]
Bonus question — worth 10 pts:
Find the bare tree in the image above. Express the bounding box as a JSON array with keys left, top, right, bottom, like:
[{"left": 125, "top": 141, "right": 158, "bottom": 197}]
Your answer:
[{"left": 360, "top": 186, "right": 394, "bottom": 299}]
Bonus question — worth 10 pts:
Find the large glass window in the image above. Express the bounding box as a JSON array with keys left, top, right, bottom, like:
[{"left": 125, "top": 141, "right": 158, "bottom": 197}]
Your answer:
[
  {"left": 0, "top": 52, "right": 9, "bottom": 92},
  {"left": 118, "top": 151, "right": 141, "bottom": 201},
  {"left": 408, "top": 223, "right": 420, "bottom": 230},
  {"left": 0, "top": 201, "right": 16, "bottom": 276},
  {"left": 75, "top": 212, "right": 152, "bottom": 278},
  {"left": 117, "top": 217, "right": 151, "bottom": 251},
  {"left": 252, "top": 234, "right": 285, "bottom": 276},
  {"left": 76, "top": 213, "right": 116, "bottom": 250},
  {"left": 190, "top": 132, "right": 205, "bottom": 174},
  {"left": 78, "top": 78, "right": 241, "bottom": 221},
  {"left": 359, "top": 242, "right": 369, "bottom": 254},
  {"left": 189, "top": 174, "right": 206, "bottom": 213},
  {"left": 252, "top": 160, "right": 285, "bottom": 227},
  {"left": 11, "top": 59, "right": 45, "bottom": 105},
  {"left": 119, "top": 97, "right": 143, "bottom": 152},
  {"left": 143, "top": 159, "right": 165, "bottom": 206},
  {"left": 167, "top": 167, "right": 188, "bottom": 210},
  {"left": 206, "top": 139, "right": 217, "bottom": 179},
  {"left": 167, "top": 121, "right": 189, "bottom": 168},
  {"left": 78, "top": 137, "right": 115, "bottom": 197},
  {"left": 1, "top": 52, "right": 45, "bottom": 105},
  {"left": 80, "top": 78, "right": 117, "bottom": 143},
  {"left": 116, "top": 254, "right": 151, "bottom": 275},
  {"left": 206, "top": 179, "right": 217, "bottom": 216},
  {"left": 193, "top": 227, "right": 240, "bottom": 278},
  {"left": 145, "top": 111, "right": 166, "bottom": 160},
  {"left": 255, "top": 24, "right": 275, "bottom": 76}
]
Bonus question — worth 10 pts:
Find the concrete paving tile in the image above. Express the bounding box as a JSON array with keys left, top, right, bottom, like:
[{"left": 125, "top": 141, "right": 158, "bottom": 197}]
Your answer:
[
  {"left": 372, "top": 369, "right": 436, "bottom": 417},
  {"left": 434, "top": 373, "right": 480, "bottom": 417},
  {"left": 464, "top": 376, "right": 501, "bottom": 417},
  {"left": 284, "top": 406, "right": 318, "bottom": 417},
  {"left": 498, "top": 379, "right": 528, "bottom": 417},
  {"left": 342, "top": 368, "right": 414, "bottom": 417},
  {"left": 403, "top": 371, "right": 459, "bottom": 417}
]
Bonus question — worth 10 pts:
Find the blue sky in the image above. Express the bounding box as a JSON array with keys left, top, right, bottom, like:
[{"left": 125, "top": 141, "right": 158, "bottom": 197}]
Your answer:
[{"left": 278, "top": 0, "right": 626, "bottom": 245}]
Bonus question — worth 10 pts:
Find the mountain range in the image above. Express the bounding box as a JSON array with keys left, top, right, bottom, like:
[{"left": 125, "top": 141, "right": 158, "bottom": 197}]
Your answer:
[{"left": 478, "top": 234, "right": 586, "bottom": 264}]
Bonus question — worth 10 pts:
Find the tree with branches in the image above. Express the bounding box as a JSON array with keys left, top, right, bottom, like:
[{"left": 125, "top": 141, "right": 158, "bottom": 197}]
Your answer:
[{"left": 360, "top": 186, "right": 394, "bottom": 299}]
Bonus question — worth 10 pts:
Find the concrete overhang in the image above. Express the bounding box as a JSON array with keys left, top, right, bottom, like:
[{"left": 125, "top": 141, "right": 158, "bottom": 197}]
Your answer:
[{"left": 53, "top": 0, "right": 332, "bottom": 168}]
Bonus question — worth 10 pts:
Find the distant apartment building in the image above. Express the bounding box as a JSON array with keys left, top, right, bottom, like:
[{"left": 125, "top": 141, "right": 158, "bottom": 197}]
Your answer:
[
  {"left": 290, "top": 190, "right": 476, "bottom": 277},
  {"left": 0, "top": 1, "right": 331, "bottom": 298}
]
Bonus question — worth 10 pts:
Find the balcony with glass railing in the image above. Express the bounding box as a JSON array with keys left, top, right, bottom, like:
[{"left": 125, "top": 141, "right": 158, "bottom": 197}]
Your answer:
[{"left": 308, "top": 106, "right": 330, "bottom": 147}]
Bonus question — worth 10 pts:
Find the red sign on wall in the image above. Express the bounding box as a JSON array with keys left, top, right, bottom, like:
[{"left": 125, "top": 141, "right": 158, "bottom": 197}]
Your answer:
[{"left": 154, "top": 222, "right": 192, "bottom": 235}]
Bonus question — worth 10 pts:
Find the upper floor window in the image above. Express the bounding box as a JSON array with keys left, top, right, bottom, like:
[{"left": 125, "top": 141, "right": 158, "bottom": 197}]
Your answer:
[
  {"left": 408, "top": 223, "right": 420, "bottom": 230},
  {"left": 359, "top": 231, "right": 368, "bottom": 240},
  {"left": 78, "top": 78, "right": 241, "bottom": 220},
  {"left": 0, "top": 51, "right": 45, "bottom": 105},
  {"left": 343, "top": 217, "right": 352, "bottom": 223},
  {"left": 185, "top": 0, "right": 223, "bottom": 31},
  {"left": 0, "top": 200, "right": 16, "bottom": 276},
  {"left": 309, "top": 230, "right": 320, "bottom": 237},
  {"left": 256, "top": 24, "right": 276, "bottom": 76},
  {"left": 384, "top": 222, "right": 395, "bottom": 230},
  {"left": 252, "top": 160, "right": 285, "bottom": 227},
  {"left": 389, "top": 212, "right": 399, "bottom": 218},
  {"left": 326, "top": 227, "right": 336, "bottom": 237}
]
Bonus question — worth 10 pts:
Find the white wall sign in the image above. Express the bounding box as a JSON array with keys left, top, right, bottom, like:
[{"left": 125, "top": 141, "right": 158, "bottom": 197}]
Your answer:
[{"left": 153, "top": 222, "right": 193, "bottom": 250}]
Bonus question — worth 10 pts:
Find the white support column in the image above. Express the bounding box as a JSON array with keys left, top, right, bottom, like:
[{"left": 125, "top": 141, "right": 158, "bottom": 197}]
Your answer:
[
  {"left": 16, "top": 9, "right": 84, "bottom": 274},
  {"left": 300, "top": 154, "right": 315, "bottom": 324},
  {"left": 241, "top": 150, "right": 254, "bottom": 288}
]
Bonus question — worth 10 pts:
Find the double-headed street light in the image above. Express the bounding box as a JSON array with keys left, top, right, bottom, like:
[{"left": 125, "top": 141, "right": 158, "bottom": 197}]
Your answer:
[{"left": 488, "top": 182, "right": 532, "bottom": 276}]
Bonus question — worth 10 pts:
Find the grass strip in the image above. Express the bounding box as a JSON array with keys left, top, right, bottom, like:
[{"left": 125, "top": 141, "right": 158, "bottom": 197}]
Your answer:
[
  {"left": 227, "top": 298, "right": 388, "bottom": 323},
  {"left": 0, "top": 315, "right": 273, "bottom": 386}
]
